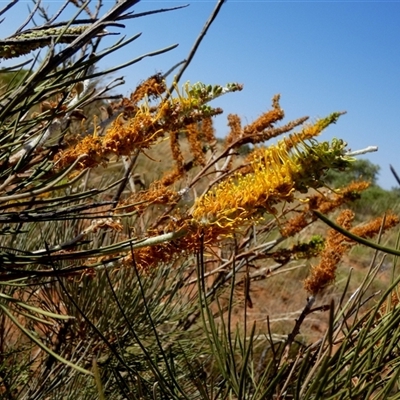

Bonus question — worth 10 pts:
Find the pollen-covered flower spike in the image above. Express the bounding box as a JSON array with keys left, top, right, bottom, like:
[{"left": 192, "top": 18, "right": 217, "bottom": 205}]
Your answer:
[{"left": 191, "top": 132, "right": 355, "bottom": 232}]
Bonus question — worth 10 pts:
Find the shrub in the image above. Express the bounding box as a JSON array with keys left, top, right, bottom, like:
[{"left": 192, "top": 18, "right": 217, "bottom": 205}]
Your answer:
[{"left": 0, "top": 1, "right": 399, "bottom": 399}]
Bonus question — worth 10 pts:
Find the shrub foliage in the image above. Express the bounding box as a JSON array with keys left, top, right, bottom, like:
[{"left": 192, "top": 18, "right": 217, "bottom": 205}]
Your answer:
[{"left": 0, "top": 1, "right": 399, "bottom": 399}]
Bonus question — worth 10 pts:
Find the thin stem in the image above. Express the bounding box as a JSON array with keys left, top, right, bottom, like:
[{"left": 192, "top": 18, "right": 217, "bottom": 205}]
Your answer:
[{"left": 168, "top": 0, "right": 227, "bottom": 93}]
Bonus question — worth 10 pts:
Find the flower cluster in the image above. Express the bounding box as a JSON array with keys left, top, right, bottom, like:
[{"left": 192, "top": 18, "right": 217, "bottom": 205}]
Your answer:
[
  {"left": 304, "top": 210, "right": 399, "bottom": 294},
  {"left": 191, "top": 118, "right": 354, "bottom": 233},
  {"left": 55, "top": 77, "right": 242, "bottom": 171},
  {"left": 281, "top": 181, "right": 371, "bottom": 238},
  {"left": 223, "top": 95, "right": 310, "bottom": 149}
]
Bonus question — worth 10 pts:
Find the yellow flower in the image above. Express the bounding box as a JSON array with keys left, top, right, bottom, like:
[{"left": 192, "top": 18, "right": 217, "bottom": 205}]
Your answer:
[
  {"left": 192, "top": 132, "right": 354, "bottom": 231},
  {"left": 192, "top": 141, "right": 298, "bottom": 229}
]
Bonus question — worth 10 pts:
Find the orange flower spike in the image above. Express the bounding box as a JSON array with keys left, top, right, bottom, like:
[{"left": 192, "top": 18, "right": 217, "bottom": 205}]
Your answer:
[
  {"left": 350, "top": 213, "right": 399, "bottom": 240},
  {"left": 341, "top": 181, "right": 370, "bottom": 197},
  {"left": 185, "top": 123, "right": 206, "bottom": 166},
  {"left": 202, "top": 117, "right": 217, "bottom": 144},
  {"left": 56, "top": 134, "right": 105, "bottom": 169},
  {"left": 282, "top": 212, "right": 311, "bottom": 238},
  {"left": 103, "top": 104, "right": 165, "bottom": 155},
  {"left": 225, "top": 114, "right": 242, "bottom": 148},
  {"left": 243, "top": 94, "right": 284, "bottom": 136},
  {"left": 304, "top": 209, "right": 354, "bottom": 295},
  {"left": 130, "top": 73, "right": 166, "bottom": 105}
]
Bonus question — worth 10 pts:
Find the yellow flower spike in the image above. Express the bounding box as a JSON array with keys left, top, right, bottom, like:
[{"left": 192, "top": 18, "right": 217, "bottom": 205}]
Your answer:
[
  {"left": 284, "top": 112, "right": 345, "bottom": 152},
  {"left": 192, "top": 130, "right": 354, "bottom": 233},
  {"left": 191, "top": 142, "right": 299, "bottom": 231}
]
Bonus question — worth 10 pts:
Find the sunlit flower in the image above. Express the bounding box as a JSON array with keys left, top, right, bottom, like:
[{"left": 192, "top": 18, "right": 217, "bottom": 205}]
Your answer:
[
  {"left": 192, "top": 133, "right": 354, "bottom": 232},
  {"left": 192, "top": 141, "right": 299, "bottom": 230},
  {"left": 55, "top": 80, "right": 230, "bottom": 170}
]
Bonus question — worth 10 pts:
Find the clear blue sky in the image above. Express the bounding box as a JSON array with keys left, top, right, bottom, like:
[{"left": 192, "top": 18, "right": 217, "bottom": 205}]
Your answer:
[{"left": 1, "top": 1, "right": 400, "bottom": 189}]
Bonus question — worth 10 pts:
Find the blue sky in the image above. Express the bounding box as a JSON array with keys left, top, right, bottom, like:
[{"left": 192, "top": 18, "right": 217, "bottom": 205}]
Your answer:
[{"left": 1, "top": 1, "right": 400, "bottom": 189}]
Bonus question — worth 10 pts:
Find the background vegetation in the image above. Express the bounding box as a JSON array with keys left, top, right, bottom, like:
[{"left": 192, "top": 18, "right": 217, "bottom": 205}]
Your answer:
[{"left": 0, "top": 1, "right": 400, "bottom": 399}]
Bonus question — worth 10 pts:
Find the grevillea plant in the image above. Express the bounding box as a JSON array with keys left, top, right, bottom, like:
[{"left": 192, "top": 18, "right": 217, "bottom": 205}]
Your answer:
[{"left": 0, "top": 1, "right": 400, "bottom": 399}]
